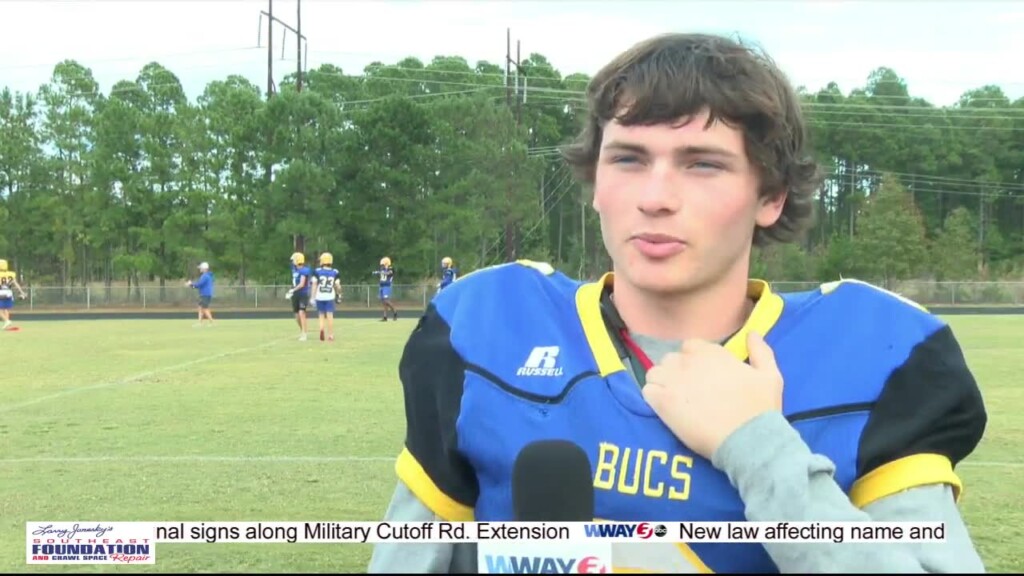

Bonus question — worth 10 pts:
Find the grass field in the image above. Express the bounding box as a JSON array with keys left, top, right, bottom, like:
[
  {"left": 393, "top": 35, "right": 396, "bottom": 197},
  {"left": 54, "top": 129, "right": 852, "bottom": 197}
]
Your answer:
[{"left": 2, "top": 315, "right": 1021, "bottom": 573}]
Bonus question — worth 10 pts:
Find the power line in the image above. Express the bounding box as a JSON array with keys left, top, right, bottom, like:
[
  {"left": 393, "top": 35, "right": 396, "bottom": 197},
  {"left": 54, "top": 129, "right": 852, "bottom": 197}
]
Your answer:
[
  {"left": 14, "top": 75, "right": 1024, "bottom": 137},
  {"left": 18, "top": 61, "right": 1024, "bottom": 118},
  {"left": 353, "top": 63, "right": 1024, "bottom": 102},
  {"left": 15, "top": 49, "right": 1023, "bottom": 110}
]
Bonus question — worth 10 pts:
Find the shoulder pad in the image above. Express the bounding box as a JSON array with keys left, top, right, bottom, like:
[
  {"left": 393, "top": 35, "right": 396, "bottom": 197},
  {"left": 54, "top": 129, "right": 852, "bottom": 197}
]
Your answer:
[
  {"left": 451, "top": 259, "right": 556, "bottom": 284},
  {"left": 432, "top": 260, "right": 568, "bottom": 317},
  {"left": 514, "top": 259, "right": 556, "bottom": 275},
  {"left": 819, "top": 278, "right": 929, "bottom": 314}
]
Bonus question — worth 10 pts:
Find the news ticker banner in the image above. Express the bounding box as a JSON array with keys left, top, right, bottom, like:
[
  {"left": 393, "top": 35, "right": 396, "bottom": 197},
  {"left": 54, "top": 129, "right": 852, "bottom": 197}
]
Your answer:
[{"left": 28, "top": 520, "right": 948, "bottom": 565}]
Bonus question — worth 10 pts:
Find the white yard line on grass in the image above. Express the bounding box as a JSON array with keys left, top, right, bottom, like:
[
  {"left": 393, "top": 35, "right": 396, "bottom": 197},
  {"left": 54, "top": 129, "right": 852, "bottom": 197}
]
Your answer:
[
  {"left": 0, "top": 455, "right": 1019, "bottom": 469},
  {"left": 0, "top": 337, "right": 293, "bottom": 414},
  {"left": 0, "top": 319, "right": 390, "bottom": 415}
]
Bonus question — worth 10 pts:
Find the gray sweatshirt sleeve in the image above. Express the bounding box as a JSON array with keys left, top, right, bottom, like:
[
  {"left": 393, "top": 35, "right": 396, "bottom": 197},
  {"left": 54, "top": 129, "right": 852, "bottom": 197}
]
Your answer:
[
  {"left": 712, "top": 411, "right": 985, "bottom": 573},
  {"left": 367, "top": 481, "right": 477, "bottom": 574}
]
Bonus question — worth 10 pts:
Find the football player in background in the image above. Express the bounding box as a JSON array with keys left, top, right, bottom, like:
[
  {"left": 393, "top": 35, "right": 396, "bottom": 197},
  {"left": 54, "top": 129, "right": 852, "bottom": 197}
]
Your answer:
[
  {"left": 375, "top": 256, "right": 398, "bottom": 322},
  {"left": 369, "top": 32, "right": 987, "bottom": 574},
  {"left": 286, "top": 252, "right": 311, "bottom": 341},
  {"left": 186, "top": 261, "right": 215, "bottom": 327},
  {"left": 437, "top": 257, "right": 458, "bottom": 292},
  {"left": 311, "top": 252, "right": 342, "bottom": 342},
  {"left": 0, "top": 259, "right": 27, "bottom": 331}
]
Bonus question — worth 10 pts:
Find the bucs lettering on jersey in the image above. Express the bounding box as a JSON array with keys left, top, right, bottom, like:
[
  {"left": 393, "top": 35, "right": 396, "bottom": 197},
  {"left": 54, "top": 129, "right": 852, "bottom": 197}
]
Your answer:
[{"left": 313, "top": 267, "right": 340, "bottom": 301}]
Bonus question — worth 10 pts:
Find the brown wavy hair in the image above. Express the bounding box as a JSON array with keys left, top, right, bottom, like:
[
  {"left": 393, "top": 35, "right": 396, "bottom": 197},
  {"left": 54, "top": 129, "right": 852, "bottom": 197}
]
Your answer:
[{"left": 561, "top": 33, "right": 822, "bottom": 246}]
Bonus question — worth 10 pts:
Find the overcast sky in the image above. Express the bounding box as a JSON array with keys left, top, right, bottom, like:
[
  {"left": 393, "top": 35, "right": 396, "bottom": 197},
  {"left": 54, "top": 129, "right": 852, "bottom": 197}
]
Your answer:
[{"left": 1, "top": 0, "right": 1022, "bottom": 107}]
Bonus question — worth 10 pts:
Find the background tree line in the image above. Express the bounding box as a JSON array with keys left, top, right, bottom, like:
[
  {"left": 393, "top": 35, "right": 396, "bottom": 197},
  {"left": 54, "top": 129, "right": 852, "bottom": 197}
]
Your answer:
[{"left": 1, "top": 54, "right": 1022, "bottom": 293}]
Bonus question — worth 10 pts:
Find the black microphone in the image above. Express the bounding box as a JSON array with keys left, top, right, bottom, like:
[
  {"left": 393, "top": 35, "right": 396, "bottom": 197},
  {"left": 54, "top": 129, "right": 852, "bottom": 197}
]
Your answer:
[
  {"left": 474, "top": 440, "right": 612, "bottom": 574},
  {"left": 512, "top": 439, "right": 595, "bottom": 521}
]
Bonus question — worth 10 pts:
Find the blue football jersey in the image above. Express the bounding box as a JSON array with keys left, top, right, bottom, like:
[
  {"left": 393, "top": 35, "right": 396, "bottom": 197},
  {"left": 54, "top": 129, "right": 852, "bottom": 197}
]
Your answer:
[
  {"left": 292, "top": 264, "right": 311, "bottom": 295},
  {"left": 313, "top": 267, "right": 340, "bottom": 301},
  {"left": 440, "top": 267, "right": 458, "bottom": 289},
  {"left": 393, "top": 261, "right": 985, "bottom": 573}
]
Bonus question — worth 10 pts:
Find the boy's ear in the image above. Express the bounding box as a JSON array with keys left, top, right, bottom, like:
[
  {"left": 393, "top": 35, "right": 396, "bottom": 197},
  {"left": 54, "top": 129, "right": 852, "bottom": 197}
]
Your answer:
[{"left": 755, "top": 189, "right": 787, "bottom": 228}]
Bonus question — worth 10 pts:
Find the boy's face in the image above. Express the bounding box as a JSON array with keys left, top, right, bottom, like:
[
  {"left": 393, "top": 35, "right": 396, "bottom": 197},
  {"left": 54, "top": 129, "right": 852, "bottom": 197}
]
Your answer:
[{"left": 592, "top": 107, "right": 785, "bottom": 296}]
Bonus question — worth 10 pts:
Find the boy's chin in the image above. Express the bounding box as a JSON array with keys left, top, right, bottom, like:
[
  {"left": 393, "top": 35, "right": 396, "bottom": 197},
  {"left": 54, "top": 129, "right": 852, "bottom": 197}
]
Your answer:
[{"left": 619, "top": 266, "right": 700, "bottom": 296}]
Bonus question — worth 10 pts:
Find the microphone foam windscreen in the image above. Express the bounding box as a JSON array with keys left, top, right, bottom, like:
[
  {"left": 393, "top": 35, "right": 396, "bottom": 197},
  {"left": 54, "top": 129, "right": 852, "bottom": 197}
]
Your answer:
[{"left": 511, "top": 439, "right": 595, "bottom": 521}]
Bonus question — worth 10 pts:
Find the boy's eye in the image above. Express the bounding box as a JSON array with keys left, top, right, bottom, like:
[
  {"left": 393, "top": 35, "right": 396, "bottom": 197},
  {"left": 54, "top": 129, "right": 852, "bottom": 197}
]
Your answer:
[{"left": 692, "top": 161, "right": 723, "bottom": 170}]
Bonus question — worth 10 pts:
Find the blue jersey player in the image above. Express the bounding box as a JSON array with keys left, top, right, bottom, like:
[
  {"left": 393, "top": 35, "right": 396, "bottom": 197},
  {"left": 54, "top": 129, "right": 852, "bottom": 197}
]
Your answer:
[
  {"left": 311, "top": 252, "right": 342, "bottom": 342},
  {"left": 374, "top": 256, "right": 397, "bottom": 322},
  {"left": 437, "top": 256, "right": 458, "bottom": 292},
  {"left": 369, "top": 33, "right": 987, "bottom": 574},
  {"left": 0, "top": 259, "right": 27, "bottom": 331},
  {"left": 186, "top": 261, "right": 215, "bottom": 327},
  {"left": 286, "top": 252, "right": 311, "bottom": 341}
]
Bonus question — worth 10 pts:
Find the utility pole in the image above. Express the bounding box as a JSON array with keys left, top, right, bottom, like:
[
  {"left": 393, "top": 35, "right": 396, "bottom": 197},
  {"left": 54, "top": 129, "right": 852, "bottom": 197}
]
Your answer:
[
  {"left": 267, "top": 0, "right": 274, "bottom": 98},
  {"left": 503, "top": 29, "right": 527, "bottom": 262},
  {"left": 505, "top": 29, "right": 512, "bottom": 107},
  {"left": 503, "top": 28, "right": 513, "bottom": 262},
  {"left": 515, "top": 39, "right": 522, "bottom": 126},
  {"left": 258, "top": 0, "right": 309, "bottom": 254},
  {"left": 258, "top": 0, "right": 309, "bottom": 96}
]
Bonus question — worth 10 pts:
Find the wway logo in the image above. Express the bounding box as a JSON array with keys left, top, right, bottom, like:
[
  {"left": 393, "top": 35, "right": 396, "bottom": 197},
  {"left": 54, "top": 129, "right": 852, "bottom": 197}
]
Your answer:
[
  {"left": 483, "top": 554, "right": 607, "bottom": 573},
  {"left": 516, "top": 346, "right": 564, "bottom": 377},
  {"left": 583, "top": 523, "right": 667, "bottom": 539}
]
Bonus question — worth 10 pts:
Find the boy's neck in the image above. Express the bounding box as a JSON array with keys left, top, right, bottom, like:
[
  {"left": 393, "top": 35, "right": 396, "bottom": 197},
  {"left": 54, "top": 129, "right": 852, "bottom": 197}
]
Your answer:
[{"left": 611, "top": 266, "right": 755, "bottom": 343}]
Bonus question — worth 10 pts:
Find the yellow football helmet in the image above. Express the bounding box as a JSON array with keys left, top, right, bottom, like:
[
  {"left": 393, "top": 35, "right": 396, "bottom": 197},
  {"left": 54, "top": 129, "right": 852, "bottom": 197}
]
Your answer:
[
  {"left": 380, "top": 256, "right": 391, "bottom": 267},
  {"left": 319, "top": 252, "right": 333, "bottom": 266},
  {"left": 290, "top": 252, "right": 305, "bottom": 266},
  {"left": 441, "top": 257, "right": 453, "bottom": 268},
  {"left": 0, "top": 259, "right": 7, "bottom": 271}
]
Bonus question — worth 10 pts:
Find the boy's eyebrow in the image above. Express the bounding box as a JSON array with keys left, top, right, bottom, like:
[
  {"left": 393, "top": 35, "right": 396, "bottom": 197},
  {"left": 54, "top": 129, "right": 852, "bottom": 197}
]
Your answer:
[
  {"left": 601, "top": 141, "right": 648, "bottom": 154},
  {"left": 602, "top": 141, "right": 740, "bottom": 160}
]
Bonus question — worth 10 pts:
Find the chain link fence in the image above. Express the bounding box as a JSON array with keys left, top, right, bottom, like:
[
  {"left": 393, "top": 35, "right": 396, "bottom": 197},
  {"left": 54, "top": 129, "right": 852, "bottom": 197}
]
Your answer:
[
  {"left": 20, "top": 284, "right": 439, "bottom": 311},
  {"left": 13, "top": 281, "right": 1024, "bottom": 311}
]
